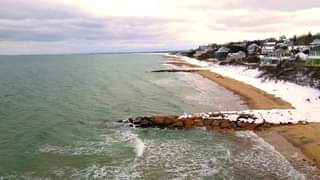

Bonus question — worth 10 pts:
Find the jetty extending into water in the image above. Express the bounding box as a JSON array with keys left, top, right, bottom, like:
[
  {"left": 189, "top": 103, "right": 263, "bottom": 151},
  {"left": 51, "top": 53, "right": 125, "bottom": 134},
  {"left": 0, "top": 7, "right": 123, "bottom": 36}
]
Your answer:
[{"left": 118, "top": 112, "right": 308, "bottom": 132}]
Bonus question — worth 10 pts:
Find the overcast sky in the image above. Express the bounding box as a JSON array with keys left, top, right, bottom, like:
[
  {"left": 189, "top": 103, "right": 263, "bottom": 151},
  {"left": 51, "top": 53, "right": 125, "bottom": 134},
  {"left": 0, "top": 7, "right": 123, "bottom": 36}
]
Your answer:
[{"left": 0, "top": 0, "right": 320, "bottom": 54}]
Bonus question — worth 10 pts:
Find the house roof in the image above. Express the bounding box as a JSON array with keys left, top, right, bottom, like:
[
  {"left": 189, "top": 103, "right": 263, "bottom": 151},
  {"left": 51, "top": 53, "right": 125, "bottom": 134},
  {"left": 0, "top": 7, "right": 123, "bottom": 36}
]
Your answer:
[
  {"left": 216, "top": 47, "right": 230, "bottom": 53},
  {"left": 248, "top": 43, "right": 259, "bottom": 49},
  {"left": 263, "top": 42, "right": 276, "bottom": 46},
  {"left": 310, "top": 39, "right": 320, "bottom": 45}
]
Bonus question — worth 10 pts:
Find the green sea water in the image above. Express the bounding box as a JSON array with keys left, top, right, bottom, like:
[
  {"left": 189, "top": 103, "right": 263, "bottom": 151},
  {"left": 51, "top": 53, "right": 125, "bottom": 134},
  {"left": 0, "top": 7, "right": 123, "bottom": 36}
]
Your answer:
[{"left": 0, "top": 54, "right": 303, "bottom": 179}]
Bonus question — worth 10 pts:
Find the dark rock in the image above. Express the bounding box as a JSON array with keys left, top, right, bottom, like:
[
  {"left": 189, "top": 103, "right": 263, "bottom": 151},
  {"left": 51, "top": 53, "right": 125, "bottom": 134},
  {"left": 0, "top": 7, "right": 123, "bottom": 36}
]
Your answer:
[
  {"left": 170, "top": 120, "right": 184, "bottom": 129},
  {"left": 194, "top": 119, "right": 204, "bottom": 127},
  {"left": 128, "top": 118, "right": 134, "bottom": 123},
  {"left": 184, "top": 118, "right": 194, "bottom": 128},
  {"left": 211, "top": 120, "right": 220, "bottom": 127},
  {"left": 220, "top": 120, "right": 232, "bottom": 129},
  {"left": 139, "top": 119, "right": 151, "bottom": 128}
]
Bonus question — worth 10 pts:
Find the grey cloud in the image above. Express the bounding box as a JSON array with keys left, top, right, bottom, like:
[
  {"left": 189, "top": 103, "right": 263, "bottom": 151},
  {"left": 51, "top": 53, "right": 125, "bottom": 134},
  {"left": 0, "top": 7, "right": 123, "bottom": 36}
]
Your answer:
[
  {"left": 0, "top": 0, "right": 82, "bottom": 20},
  {"left": 220, "top": 0, "right": 320, "bottom": 11},
  {"left": 0, "top": 0, "right": 179, "bottom": 43},
  {"left": 214, "top": 13, "right": 292, "bottom": 31}
]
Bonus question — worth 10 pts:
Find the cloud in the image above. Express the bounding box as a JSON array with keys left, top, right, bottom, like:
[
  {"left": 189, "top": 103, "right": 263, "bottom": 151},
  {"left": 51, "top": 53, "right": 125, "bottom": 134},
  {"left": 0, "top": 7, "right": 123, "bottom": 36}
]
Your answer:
[
  {"left": 0, "top": 0, "right": 320, "bottom": 54},
  {"left": 219, "top": 0, "right": 320, "bottom": 11}
]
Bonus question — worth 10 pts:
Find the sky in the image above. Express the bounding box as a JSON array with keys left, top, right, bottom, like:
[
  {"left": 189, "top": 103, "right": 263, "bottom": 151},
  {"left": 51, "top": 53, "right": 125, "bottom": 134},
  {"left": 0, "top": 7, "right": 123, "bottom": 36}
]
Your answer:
[{"left": 0, "top": 0, "right": 320, "bottom": 54}]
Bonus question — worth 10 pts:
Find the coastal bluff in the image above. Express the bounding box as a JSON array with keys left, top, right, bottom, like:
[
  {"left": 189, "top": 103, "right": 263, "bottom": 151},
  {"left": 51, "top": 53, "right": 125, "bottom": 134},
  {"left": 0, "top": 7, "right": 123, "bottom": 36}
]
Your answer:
[{"left": 118, "top": 112, "right": 307, "bottom": 131}]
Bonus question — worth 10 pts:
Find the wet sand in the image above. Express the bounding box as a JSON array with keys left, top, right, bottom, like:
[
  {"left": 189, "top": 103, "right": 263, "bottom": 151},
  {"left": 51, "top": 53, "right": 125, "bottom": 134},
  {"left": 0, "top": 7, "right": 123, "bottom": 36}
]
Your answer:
[
  {"left": 257, "top": 129, "right": 320, "bottom": 179},
  {"left": 270, "top": 124, "right": 320, "bottom": 168}
]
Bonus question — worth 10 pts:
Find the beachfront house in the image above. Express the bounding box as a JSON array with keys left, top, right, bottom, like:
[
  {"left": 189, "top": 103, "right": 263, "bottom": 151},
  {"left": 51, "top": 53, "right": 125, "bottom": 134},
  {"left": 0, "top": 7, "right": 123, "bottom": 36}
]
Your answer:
[
  {"left": 260, "top": 43, "right": 291, "bottom": 68},
  {"left": 247, "top": 43, "right": 261, "bottom": 55},
  {"left": 215, "top": 47, "right": 230, "bottom": 60},
  {"left": 261, "top": 42, "right": 276, "bottom": 55},
  {"left": 245, "top": 43, "right": 261, "bottom": 63},
  {"left": 193, "top": 45, "right": 215, "bottom": 60},
  {"left": 305, "top": 39, "right": 320, "bottom": 68},
  {"left": 273, "top": 47, "right": 290, "bottom": 57},
  {"left": 226, "top": 51, "right": 246, "bottom": 63},
  {"left": 310, "top": 39, "right": 320, "bottom": 47},
  {"left": 259, "top": 56, "right": 282, "bottom": 68}
]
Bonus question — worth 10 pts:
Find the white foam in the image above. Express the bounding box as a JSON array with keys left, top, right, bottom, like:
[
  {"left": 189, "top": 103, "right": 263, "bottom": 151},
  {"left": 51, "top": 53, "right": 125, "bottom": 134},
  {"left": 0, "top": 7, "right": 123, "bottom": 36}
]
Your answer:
[
  {"left": 134, "top": 136, "right": 145, "bottom": 158},
  {"left": 235, "top": 131, "right": 305, "bottom": 180},
  {"left": 117, "top": 130, "right": 145, "bottom": 158}
]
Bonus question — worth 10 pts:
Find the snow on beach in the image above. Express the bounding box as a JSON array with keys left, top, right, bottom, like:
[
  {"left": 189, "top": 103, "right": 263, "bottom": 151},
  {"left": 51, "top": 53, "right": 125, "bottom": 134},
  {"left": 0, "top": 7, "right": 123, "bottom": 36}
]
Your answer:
[{"left": 173, "top": 55, "right": 320, "bottom": 124}]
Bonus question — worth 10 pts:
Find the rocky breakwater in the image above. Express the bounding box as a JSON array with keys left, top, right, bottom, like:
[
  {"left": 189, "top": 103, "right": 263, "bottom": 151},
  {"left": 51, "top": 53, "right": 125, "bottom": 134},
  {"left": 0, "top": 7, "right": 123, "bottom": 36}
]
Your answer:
[{"left": 118, "top": 112, "right": 307, "bottom": 132}]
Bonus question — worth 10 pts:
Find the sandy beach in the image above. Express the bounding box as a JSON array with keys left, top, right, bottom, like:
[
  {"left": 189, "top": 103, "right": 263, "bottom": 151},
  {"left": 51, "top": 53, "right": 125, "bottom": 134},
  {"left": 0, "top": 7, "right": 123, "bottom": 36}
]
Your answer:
[
  {"left": 166, "top": 55, "right": 320, "bottom": 172},
  {"left": 197, "top": 70, "right": 293, "bottom": 110}
]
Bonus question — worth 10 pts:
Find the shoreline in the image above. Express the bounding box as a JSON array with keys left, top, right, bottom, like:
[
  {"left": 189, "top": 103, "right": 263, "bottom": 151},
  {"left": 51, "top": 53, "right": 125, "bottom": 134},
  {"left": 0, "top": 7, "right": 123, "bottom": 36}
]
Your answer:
[
  {"left": 197, "top": 70, "right": 293, "bottom": 110},
  {"left": 164, "top": 54, "right": 320, "bottom": 173},
  {"left": 165, "top": 55, "right": 293, "bottom": 110}
]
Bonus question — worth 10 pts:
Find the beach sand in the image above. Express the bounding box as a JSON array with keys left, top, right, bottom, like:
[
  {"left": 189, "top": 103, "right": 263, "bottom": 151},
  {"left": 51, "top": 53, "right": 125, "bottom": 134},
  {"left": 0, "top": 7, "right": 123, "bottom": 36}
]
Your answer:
[
  {"left": 165, "top": 55, "right": 320, "bottom": 171},
  {"left": 271, "top": 124, "right": 320, "bottom": 168},
  {"left": 197, "top": 70, "right": 293, "bottom": 110},
  {"left": 257, "top": 128, "right": 320, "bottom": 179}
]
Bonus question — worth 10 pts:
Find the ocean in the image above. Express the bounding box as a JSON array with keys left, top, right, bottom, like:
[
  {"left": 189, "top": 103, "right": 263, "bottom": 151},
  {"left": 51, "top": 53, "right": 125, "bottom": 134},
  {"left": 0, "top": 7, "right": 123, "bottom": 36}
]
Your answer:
[{"left": 0, "top": 53, "right": 303, "bottom": 179}]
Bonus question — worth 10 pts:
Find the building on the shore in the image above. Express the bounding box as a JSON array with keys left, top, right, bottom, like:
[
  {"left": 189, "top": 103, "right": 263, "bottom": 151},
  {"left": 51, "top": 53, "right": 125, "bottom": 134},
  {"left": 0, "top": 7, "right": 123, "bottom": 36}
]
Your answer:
[
  {"left": 215, "top": 47, "right": 230, "bottom": 60},
  {"left": 290, "top": 45, "right": 310, "bottom": 54},
  {"left": 226, "top": 51, "right": 246, "bottom": 63},
  {"left": 245, "top": 43, "right": 261, "bottom": 63},
  {"left": 259, "top": 43, "right": 292, "bottom": 68},
  {"left": 310, "top": 39, "right": 320, "bottom": 47},
  {"left": 231, "top": 42, "right": 247, "bottom": 49},
  {"left": 261, "top": 42, "right": 276, "bottom": 55},
  {"left": 193, "top": 45, "right": 215, "bottom": 59},
  {"left": 247, "top": 43, "right": 261, "bottom": 55},
  {"left": 305, "top": 39, "right": 320, "bottom": 67},
  {"left": 273, "top": 47, "right": 290, "bottom": 57},
  {"left": 259, "top": 56, "right": 282, "bottom": 68}
]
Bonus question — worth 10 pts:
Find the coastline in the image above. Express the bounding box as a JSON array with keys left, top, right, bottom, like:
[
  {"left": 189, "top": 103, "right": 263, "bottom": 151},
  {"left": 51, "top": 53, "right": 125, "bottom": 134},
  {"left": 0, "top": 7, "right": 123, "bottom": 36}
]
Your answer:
[
  {"left": 197, "top": 70, "right": 293, "bottom": 110},
  {"left": 164, "top": 54, "right": 320, "bottom": 173}
]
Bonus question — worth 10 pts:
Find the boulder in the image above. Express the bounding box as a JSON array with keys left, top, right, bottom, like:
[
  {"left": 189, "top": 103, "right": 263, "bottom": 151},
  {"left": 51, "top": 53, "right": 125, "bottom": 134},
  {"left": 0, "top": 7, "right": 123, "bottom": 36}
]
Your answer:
[
  {"left": 194, "top": 119, "right": 205, "bottom": 127},
  {"left": 184, "top": 118, "right": 194, "bottom": 128},
  {"left": 220, "top": 120, "right": 232, "bottom": 129}
]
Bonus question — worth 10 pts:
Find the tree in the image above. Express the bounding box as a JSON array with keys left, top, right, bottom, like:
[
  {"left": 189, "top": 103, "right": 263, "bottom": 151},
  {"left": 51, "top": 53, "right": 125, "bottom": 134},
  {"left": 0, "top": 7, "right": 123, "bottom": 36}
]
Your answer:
[
  {"left": 307, "top": 31, "right": 313, "bottom": 44},
  {"left": 293, "top": 35, "right": 297, "bottom": 45}
]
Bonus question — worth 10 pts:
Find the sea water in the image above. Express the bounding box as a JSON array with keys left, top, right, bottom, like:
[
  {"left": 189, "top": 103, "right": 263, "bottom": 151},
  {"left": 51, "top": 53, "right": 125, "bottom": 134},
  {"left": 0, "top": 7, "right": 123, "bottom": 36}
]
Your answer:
[{"left": 0, "top": 54, "right": 303, "bottom": 179}]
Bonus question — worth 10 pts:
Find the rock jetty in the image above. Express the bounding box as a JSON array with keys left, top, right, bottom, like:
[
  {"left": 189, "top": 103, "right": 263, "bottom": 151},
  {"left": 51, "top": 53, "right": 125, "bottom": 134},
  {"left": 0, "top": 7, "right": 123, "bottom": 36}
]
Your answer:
[
  {"left": 151, "top": 69, "right": 200, "bottom": 73},
  {"left": 118, "top": 112, "right": 305, "bottom": 131}
]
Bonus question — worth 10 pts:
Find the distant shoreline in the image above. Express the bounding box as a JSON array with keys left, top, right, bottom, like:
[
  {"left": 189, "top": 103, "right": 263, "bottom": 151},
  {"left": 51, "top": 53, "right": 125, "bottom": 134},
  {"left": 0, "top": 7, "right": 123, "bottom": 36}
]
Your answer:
[{"left": 0, "top": 50, "right": 180, "bottom": 56}]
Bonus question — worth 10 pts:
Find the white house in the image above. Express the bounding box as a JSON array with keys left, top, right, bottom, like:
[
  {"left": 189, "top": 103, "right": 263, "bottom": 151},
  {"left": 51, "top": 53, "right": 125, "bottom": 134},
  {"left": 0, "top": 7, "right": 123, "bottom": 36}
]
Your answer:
[
  {"left": 194, "top": 46, "right": 214, "bottom": 58},
  {"left": 259, "top": 56, "right": 281, "bottom": 68},
  {"left": 306, "top": 40, "right": 320, "bottom": 67},
  {"left": 247, "top": 43, "right": 260, "bottom": 55},
  {"left": 226, "top": 51, "right": 246, "bottom": 62},
  {"left": 272, "top": 47, "right": 290, "bottom": 57},
  {"left": 215, "top": 47, "right": 230, "bottom": 60},
  {"left": 310, "top": 39, "right": 320, "bottom": 47},
  {"left": 261, "top": 42, "right": 276, "bottom": 55}
]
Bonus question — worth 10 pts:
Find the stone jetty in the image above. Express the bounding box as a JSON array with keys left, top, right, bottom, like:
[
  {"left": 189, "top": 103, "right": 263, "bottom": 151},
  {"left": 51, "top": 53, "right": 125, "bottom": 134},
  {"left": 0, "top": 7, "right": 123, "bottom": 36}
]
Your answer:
[
  {"left": 151, "top": 69, "right": 200, "bottom": 73},
  {"left": 118, "top": 112, "right": 306, "bottom": 132}
]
